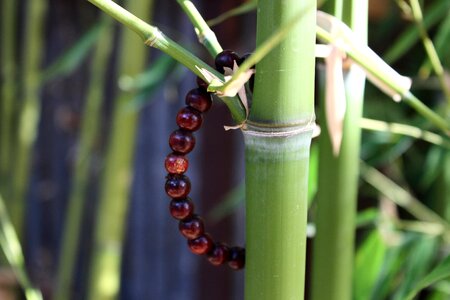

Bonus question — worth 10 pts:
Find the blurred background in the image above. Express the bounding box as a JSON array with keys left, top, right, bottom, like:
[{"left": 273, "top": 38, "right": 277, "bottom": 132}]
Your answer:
[{"left": 1, "top": 0, "right": 450, "bottom": 299}]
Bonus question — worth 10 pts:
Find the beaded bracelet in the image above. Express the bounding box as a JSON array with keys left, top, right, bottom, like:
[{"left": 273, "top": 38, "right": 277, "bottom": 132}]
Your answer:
[{"left": 164, "top": 50, "right": 251, "bottom": 270}]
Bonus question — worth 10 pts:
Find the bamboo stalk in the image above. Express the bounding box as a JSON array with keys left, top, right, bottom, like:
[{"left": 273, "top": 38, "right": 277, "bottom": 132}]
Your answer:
[
  {"left": 311, "top": 1, "right": 368, "bottom": 299},
  {"left": 54, "top": 18, "right": 113, "bottom": 300},
  {"left": 86, "top": 1, "right": 153, "bottom": 299},
  {"left": 12, "top": 0, "right": 47, "bottom": 240},
  {"left": 243, "top": 0, "right": 316, "bottom": 299},
  {"left": 0, "top": 194, "right": 42, "bottom": 300},
  {"left": 0, "top": 0, "right": 18, "bottom": 198}
]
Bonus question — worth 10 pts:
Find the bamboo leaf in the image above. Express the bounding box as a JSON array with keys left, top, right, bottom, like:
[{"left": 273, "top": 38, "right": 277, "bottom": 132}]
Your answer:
[
  {"left": 384, "top": 0, "right": 450, "bottom": 64},
  {"left": 207, "top": 0, "right": 257, "bottom": 27},
  {"left": 353, "top": 230, "right": 387, "bottom": 300},
  {"left": 393, "top": 235, "right": 438, "bottom": 300},
  {"left": 41, "top": 20, "right": 105, "bottom": 83}
]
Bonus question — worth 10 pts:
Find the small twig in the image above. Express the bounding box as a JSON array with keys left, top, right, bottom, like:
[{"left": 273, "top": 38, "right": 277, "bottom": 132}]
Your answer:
[
  {"left": 409, "top": 0, "right": 450, "bottom": 106},
  {"left": 177, "top": 0, "right": 222, "bottom": 56},
  {"left": 360, "top": 118, "right": 450, "bottom": 149},
  {"left": 317, "top": 11, "right": 450, "bottom": 135}
]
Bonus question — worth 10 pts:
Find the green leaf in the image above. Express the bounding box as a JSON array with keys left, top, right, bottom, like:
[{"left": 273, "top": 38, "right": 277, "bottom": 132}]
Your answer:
[
  {"left": 353, "top": 230, "right": 387, "bottom": 300},
  {"left": 207, "top": 0, "right": 257, "bottom": 27},
  {"left": 383, "top": 0, "right": 450, "bottom": 64},
  {"left": 40, "top": 19, "right": 106, "bottom": 83},
  {"left": 405, "top": 254, "right": 450, "bottom": 300},
  {"left": 393, "top": 235, "right": 438, "bottom": 300}
]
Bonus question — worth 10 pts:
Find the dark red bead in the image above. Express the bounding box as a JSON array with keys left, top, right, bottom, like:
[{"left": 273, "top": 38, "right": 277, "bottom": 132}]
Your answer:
[
  {"left": 207, "top": 243, "right": 230, "bottom": 266},
  {"left": 215, "top": 50, "right": 240, "bottom": 74},
  {"left": 188, "top": 234, "right": 213, "bottom": 255},
  {"left": 176, "top": 107, "right": 203, "bottom": 131},
  {"left": 179, "top": 215, "right": 204, "bottom": 239},
  {"left": 228, "top": 247, "right": 245, "bottom": 270},
  {"left": 165, "top": 175, "right": 191, "bottom": 198},
  {"left": 196, "top": 76, "right": 208, "bottom": 90},
  {"left": 169, "top": 198, "right": 194, "bottom": 220},
  {"left": 169, "top": 129, "right": 195, "bottom": 154},
  {"left": 165, "top": 153, "right": 188, "bottom": 174},
  {"left": 237, "top": 53, "right": 255, "bottom": 69},
  {"left": 185, "top": 88, "right": 212, "bottom": 113}
]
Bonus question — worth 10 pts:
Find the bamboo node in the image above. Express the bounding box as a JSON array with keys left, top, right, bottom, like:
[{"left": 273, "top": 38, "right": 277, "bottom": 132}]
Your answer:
[{"left": 144, "top": 28, "right": 163, "bottom": 47}]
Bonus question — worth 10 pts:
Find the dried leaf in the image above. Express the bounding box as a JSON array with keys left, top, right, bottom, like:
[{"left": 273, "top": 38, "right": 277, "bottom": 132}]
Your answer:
[{"left": 325, "top": 44, "right": 347, "bottom": 156}]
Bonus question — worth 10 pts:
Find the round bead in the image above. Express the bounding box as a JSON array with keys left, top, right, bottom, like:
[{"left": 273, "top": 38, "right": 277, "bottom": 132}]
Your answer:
[
  {"left": 237, "top": 53, "right": 255, "bottom": 68},
  {"left": 228, "top": 247, "right": 245, "bottom": 270},
  {"left": 165, "top": 175, "right": 191, "bottom": 198},
  {"left": 207, "top": 243, "right": 230, "bottom": 266},
  {"left": 196, "top": 76, "right": 208, "bottom": 90},
  {"left": 169, "top": 129, "right": 196, "bottom": 154},
  {"left": 215, "top": 50, "right": 240, "bottom": 74},
  {"left": 185, "top": 88, "right": 212, "bottom": 113},
  {"left": 179, "top": 215, "right": 204, "bottom": 239},
  {"left": 165, "top": 153, "right": 188, "bottom": 174},
  {"left": 169, "top": 198, "right": 194, "bottom": 220},
  {"left": 176, "top": 107, "right": 203, "bottom": 131},
  {"left": 188, "top": 234, "right": 213, "bottom": 255}
]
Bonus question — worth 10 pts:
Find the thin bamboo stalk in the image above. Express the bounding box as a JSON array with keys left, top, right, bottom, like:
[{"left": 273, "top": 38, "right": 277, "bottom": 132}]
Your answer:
[
  {"left": 0, "top": 0, "right": 18, "bottom": 198},
  {"left": 177, "top": 0, "right": 223, "bottom": 56},
  {"left": 0, "top": 194, "right": 42, "bottom": 300},
  {"left": 311, "top": 1, "right": 368, "bottom": 300},
  {"left": 87, "top": 0, "right": 246, "bottom": 123},
  {"left": 54, "top": 18, "right": 113, "bottom": 300},
  {"left": 86, "top": 1, "right": 153, "bottom": 299},
  {"left": 12, "top": 0, "right": 47, "bottom": 240},
  {"left": 244, "top": 0, "right": 316, "bottom": 299}
]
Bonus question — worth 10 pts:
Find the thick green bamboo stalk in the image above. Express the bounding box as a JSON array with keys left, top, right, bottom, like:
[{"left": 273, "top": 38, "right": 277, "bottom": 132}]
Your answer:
[
  {"left": 311, "top": 1, "right": 368, "bottom": 300},
  {"left": 54, "top": 18, "right": 113, "bottom": 300},
  {"left": 86, "top": 0, "right": 153, "bottom": 299},
  {"left": 0, "top": 0, "right": 18, "bottom": 197},
  {"left": 12, "top": 0, "right": 47, "bottom": 240},
  {"left": 244, "top": 0, "right": 316, "bottom": 299}
]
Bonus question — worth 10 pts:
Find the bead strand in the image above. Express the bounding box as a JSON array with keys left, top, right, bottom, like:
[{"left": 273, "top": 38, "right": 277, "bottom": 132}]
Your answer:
[{"left": 164, "top": 61, "right": 247, "bottom": 270}]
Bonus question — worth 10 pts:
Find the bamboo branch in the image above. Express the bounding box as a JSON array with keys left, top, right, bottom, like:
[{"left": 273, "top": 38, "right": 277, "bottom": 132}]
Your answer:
[
  {"left": 177, "top": 0, "right": 222, "bottom": 56},
  {"left": 87, "top": 0, "right": 246, "bottom": 123}
]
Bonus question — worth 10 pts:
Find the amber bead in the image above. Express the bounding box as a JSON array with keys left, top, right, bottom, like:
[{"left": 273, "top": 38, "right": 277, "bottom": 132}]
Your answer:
[
  {"left": 188, "top": 234, "right": 213, "bottom": 255},
  {"left": 169, "top": 198, "right": 194, "bottom": 220},
  {"left": 215, "top": 50, "right": 240, "bottom": 74},
  {"left": 228, "top": 247, "right": 245, "bottom": 270},
  {"left": 165, "top": 153, "right": 188, "bottom": 174},
  {"left": 179, "top": 215, "right": 204, "bottom": 239},
  {"left": 165, "top": 175, "right": 191, "bottom": 198},
  {"left": 169, "top": 129, "right": 195, "bottom": 154},
  {"left": 207, "top": 243, "right": 230, "bottom": 266},
  {"left": 185, "top": 88, "right": 212, "bottom": 113},
  {"left": 176, "top": 107, "right": 203, "bottom": 131}
]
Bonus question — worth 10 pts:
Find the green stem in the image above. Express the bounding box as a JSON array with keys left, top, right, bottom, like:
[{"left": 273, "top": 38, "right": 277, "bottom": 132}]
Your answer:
[
  {"left": 316, "top": 19, "right": 450, "bottom": 134},
  {"left": 87, "top": 0, "right": 245, "bottom": 123},
  {"left": 12, "top": 0, "right": 47, "bottom": 240},
  {"left": 409, "top": 0, "right": 450, "bottom": 106},
  {"left": 0, "top": 194, "right": 42, "bottom": 300},
  {"left": 177, "top": 0, "right": 223, "bottom": 56},
  {"left": 54, "top": 18, "right": 114, "bottom": 300},
  {"left": 312, "top": 1, "right": 367, "bottom": 300},
  {"left": 244, "top": 0, "right": 316, "bottom": 299},
  {"left": 0, "top": 0, "right": 18, "bottom": 198},
  {"left": 86, "top": 1, "right": 153, "bottom": 299},
  {"left": 360, "top": 118, "right": 450, "bottom": 149}
]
